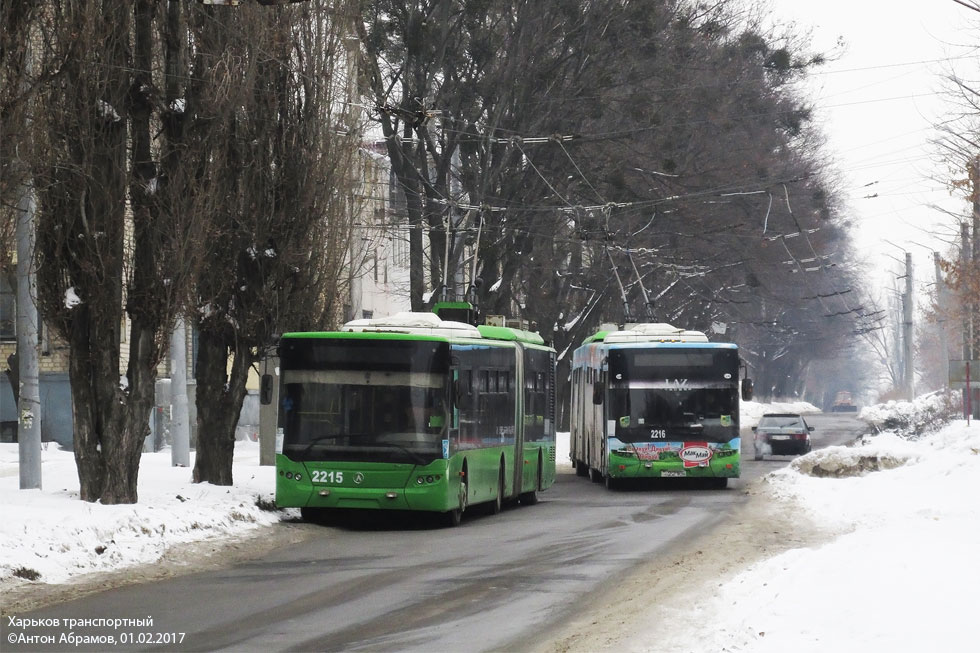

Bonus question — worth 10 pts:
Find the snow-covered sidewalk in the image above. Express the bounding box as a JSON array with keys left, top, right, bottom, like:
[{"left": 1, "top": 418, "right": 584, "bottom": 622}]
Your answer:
[{"left": 0, "top": 440, "right": 280, "bottom": 588}]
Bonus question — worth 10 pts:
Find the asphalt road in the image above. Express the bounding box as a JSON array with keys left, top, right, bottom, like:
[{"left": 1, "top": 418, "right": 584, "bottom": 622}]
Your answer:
[{"left": 5, "top": 412, "right": 869, "bottom": 653}]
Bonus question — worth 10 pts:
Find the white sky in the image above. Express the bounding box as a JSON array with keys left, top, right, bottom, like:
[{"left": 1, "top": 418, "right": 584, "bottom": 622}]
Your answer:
[
  {"left": 3, "top": 398, "right": 978, "bottom": 653},
  {"left": 768, "top": 0, "right": 978, "bottom": 294}
]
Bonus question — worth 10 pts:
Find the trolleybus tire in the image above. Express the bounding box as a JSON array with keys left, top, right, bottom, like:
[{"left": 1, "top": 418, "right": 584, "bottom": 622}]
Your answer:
[
  {"left": 490, "top": 466, "right": 504, "bottom": 514},
  {"left": 443, "top": 473, "right": 467, "bottom": 527},
  {"left": 519, "top": 455, "right": 542, "bottom": 505},
  {"left": 574, "top": 460, "right": 588, "bottom": 477},
  {"left": 604, "top": 474, "right": 618, "bottom": 490},
  {"left": 443, "top": 506, "right": 463, "bottom": 527},
  {"left": 518, "top": 490, "right": 538, "bottom": 505},
  {"left": 588, "top": 466, "right": 603, "bottom": 483},
  {"left": 300, "top": 507, "right": 327, "bottom": 523}
]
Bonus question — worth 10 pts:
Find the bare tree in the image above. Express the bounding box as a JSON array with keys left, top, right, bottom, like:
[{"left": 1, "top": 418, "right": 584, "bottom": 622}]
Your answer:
[
  {"left": 190, "top": 2, "right": 362, "bottom": 485},
  {"left": 932, "top": 15, "right": 980, "bottom": 409},
  {"left": 30, "top": 1, "right": 206, "bottom": 503},
  {"left": 356, "top": 0, "right": 862, "bottom": 416}
]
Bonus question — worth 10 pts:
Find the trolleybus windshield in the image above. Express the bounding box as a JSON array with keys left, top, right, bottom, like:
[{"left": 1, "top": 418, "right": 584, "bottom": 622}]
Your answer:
[
  {"left": 607, "top": 348, "right": 739, "bottom": 443},
  {"left": 279, "top": 339, "right": 451, "bottom": 463}
]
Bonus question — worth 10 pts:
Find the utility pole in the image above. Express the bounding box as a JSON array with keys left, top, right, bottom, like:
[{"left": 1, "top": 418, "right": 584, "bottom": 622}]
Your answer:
[
  {"left": 14, "top": 32, "right": 41, "bottom": 489},
  {"left": 170, "top": 320, "right": 190, "bottom": 467},
  {"left": 963, "top": 222, "right": 973, "bottom": 414},
  {"left": 903, "top": 252, "right": 915, "bottom": 401},
  {"left": 969, "top": 155, "right": 979, "bottom": 418},
  {"left": 16, "top": 182, "right": 42, "bottom": 489},
  {"left": 890, "top": 277, "right": 903, "bottom": 389},
  {"left": 935, "top": 251, "right": 950, "bottom": 389}
]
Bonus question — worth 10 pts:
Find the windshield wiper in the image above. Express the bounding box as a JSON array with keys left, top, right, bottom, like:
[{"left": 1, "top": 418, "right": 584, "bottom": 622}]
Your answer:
[
  {"left": 382, "top": 443, "right": 435, "bottom": 466},
  {"left": 295, "top": 435, "right": 435, "bottom": 466},
  {"left": 297, "top": 435, "right": 343, "bottom": 460}
]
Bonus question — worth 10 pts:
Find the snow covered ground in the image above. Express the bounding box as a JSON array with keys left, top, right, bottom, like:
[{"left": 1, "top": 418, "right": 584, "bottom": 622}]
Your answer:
[
  {"left": 2, "top": 395, "right": 977, "bottom": 653},
  {"left": 0, "top": 441, "right": 281, "bottom": 586},
  {"left": 638, "top": 392, "right": 979, "bottom": 653}
]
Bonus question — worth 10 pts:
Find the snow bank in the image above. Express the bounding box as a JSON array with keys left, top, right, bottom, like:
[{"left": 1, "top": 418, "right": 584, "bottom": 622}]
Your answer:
[
  {"left": 859, "top": 391, "right": 959, "bottom": 438},
  {"left": 640, "top": 418, "right": 980, "bottom": 653},
  {"left": 0, "top": 441, "right": 278, "bottom": 585}
]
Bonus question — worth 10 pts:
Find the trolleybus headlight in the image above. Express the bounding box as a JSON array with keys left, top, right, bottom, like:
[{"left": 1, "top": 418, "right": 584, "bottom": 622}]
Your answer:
[
  {"left": 416, "top": 477, "right": 425, "bottom": 485},
  {"left": 426, "top": 475, "right": 435, "bottom": 483},
  {"left": 295, "top": 474, "right": 302, "bottom": 481},
  {"left": 318, "top": 489, "right": 330, "bottom": 497},
  {"left": 285, "top": 471, "right": 293, "bottom": 479},
  {"left": 385, "top": 492, "right": 398, "bottom": 499}
]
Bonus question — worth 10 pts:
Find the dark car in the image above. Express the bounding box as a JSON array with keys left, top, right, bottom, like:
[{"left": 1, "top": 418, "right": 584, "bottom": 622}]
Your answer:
[{"left": 752, "top": 413, "right": 814, "bottom": 459}]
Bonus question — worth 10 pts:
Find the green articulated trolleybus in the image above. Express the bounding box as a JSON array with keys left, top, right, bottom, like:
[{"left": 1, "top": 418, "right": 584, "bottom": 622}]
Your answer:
[
  {"left": 275, "top": 303, "right": 557, "bottom": 526},
  {"left": 570, "top": 323, "right": 753, "bottom": 489}
]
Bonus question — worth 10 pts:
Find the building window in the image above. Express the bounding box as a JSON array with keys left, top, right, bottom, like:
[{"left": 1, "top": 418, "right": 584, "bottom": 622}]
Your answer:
[{"left": 362, "top": 310, "right": 373, "bottom": 319}]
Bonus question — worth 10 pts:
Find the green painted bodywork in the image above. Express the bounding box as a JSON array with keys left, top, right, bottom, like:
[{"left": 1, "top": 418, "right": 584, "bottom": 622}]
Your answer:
[
  {"left": 581, "top": 330, "right": 612, "bottom": 344},
  {"left": 277, "top": 442, "right": 556, "bottom": 512},
  {"left": 276, "top": 324, "right": 557, "bottom": 515}
]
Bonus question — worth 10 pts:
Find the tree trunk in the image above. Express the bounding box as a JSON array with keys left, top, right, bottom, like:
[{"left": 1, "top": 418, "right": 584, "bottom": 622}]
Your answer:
[
  {"left": 193, "top": 329, "right": 251, "bottom": 485},
  {"left": 68, "top": 313, "right": 105, "bottom": 502}
]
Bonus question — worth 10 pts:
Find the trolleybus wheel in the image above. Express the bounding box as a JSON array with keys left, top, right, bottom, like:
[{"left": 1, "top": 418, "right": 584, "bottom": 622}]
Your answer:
[
  {"left": 444, "top": 506, "right": 462, "bottom": 527},
  {"left": 518, "top": 489, "right": 538, "bottom": 505},
  {"left": 588, "top": 466, "right": 602, "bottom": 483},
  {"left": 444, "top": 475, "right": 467, "bottom": 527},
  {"left": 574, "top": 460, "right": 588, "bottom": 477},
  {"left": 490, "top": 467, "right": 504, "bottom": 514},
  {"left": 300, "top": 507, "right": 326, "bottom": 523},
  {"left": 519, "top": 456, "right": 541, "bottom": 505},
  {"left": 604, "top": 474, "right": 618, "bottom": 490}
]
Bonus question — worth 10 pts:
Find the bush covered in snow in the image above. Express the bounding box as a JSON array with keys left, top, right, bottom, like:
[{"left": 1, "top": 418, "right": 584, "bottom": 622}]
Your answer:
[{"left": 859, "top": 391, "right": 959, "bottom": 439}]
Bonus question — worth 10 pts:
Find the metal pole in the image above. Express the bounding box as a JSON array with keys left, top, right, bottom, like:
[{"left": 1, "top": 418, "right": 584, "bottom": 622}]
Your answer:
[
  {"left": 903, "top": 252, "right": 914, "bottom": 400},
  {"left": 16, "top": 182, "right": 42, "bottom": 489},
  {"left": 962, "top": 223, "right": 972, "bottom": 412},
  {"left": 170, "top": 319, "right": 190, "bottom": 467},
  {"left": 967, "top": 361, "right": 972, "bottom": 426},
  {"left": 934, "top": 252, "right": 950, "bottom": 389}
]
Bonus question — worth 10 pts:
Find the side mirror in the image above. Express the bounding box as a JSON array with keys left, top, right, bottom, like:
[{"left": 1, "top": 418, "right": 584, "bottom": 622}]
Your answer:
[
  {"left": 808, "top": 425, "right": 815, "bottom": 432},
  {"left": 260, "top": 374, "right": 274, "bottom": 405},
  {"left": 592, "top": 381, "right": 604, "bottom": 405},
  {"left": 741, "top": 378, "right": 754, "bottom": 401},
  {"left": 751, "top": 425, "right": 758, "bottom": 432}
]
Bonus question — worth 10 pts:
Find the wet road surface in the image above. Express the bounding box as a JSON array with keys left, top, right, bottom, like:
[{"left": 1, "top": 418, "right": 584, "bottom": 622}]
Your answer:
[{"left": 5, "top": 413, "right": 869, "bottom": 652}]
